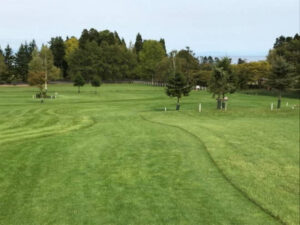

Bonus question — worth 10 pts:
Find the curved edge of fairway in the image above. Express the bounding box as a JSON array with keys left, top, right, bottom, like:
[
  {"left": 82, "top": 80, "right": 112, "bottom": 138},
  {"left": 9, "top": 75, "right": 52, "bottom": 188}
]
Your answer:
[{"left": 140, "top": 115, "right": 287, "bottom": 225}]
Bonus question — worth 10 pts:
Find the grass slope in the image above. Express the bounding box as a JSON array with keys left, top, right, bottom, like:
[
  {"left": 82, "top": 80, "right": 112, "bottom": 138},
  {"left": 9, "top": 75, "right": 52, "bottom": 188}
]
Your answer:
[{"left": 0, "top": 84, "right": 298, "bottom": 225}]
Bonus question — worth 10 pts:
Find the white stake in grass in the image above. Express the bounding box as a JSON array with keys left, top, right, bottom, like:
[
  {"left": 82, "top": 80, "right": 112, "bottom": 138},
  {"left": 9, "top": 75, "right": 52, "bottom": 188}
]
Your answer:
[
  {"left": 271, "top": 103, "right": 274, "bottom": 111},
  {"left": 199, "top": 103, "right": 202, "bottom": 112},
  {"left": 165, "top": 107, "right": 167, "bottom": 112},
  {"left": 286, "top": 102, "right": 289, "bottom": 107}
]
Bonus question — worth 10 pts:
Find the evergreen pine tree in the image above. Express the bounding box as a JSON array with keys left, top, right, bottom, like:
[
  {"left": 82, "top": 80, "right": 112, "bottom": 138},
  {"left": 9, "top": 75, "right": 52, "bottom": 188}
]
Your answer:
[
  {"left": 91, "top": 76, "right": 101, "bottom": 93},
  {"left": 166, "top": 72, "right": 192, "bottom": 110},
  {"left": 208, "top": 57, "right": 236, "bottom": 109},
  {"left": 0, "top": 53, "right": 8, "bottom": 83},
  {"left": 15, "top": 43, "right": 32, "bottom": 81},
  {"left": 3, "top": 45, "right": 15, "bottom": 82},
  {"left": 159, "top": 38, "right": 167, "bottom": 55},
  {"left": 73, "top": 73, "right": 85, "bottom": 93},
  {"left": 267, "top": 56, "right": 295, "bottom": 109},
  {"left": 49, "top": 37, "right": 68, "bottom": 78},
  {"left": 134, "top": 33, "right": 143, "bottom": 57}
]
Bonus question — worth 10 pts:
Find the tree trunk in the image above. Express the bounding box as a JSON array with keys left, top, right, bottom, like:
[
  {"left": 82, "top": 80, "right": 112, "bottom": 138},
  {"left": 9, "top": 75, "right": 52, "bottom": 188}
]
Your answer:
[
  {"left": 176, "top": 97, "right": 180, "bottom": 110},
  {"left": 277, "top": 92, "right": 281, "bottom": 109},
  {"left": 217, "top": 94, "right": 221, "bottom": 109},
  {"left": 221, "top": 93, "right": 225, "bottom": 109}
]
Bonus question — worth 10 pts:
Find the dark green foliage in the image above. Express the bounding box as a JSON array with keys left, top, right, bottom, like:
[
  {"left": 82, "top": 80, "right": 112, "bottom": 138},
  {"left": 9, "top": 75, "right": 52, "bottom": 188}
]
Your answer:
[
  {"left": 267, "top": 56, "right": 295, "bottom": 108},
  {"left": 208, "top": 57, "right": 236, "bottom": 109},
  {"left": 269, "top": 33, "right": 300, "bottom": 87},
  {"left": 15, "top": 42, "right": 35, "bottom": 82},
  {"left": 91, "top": 76, "right": 101, "bottom": 87},
  {"left": 49, "top": 37, "right": 67, "bottom": 77},
  {"left": 139, "top": 40, "right": 165, "bottom": 82},
  {"left": 134, "top": 33, "right": 143, "bottom": 56},
  {"left": 68, "top": 40, "right": 137, "bottom": 82},
  {"left": 268, "top": 56, "right": 295, "bottom": 91},
  {"left": 166, "top": 72, "right": 192, "bottom": 110},
  {"left": 238, "top": 58, "right": 246, "bottom": 64},
  {"left": 79, "top": 29, "right": 90, "bottom": 48},
  {"left": 98, "top": 42, "right": 137, "bottom": 81},
  {"left": 15, "top": 44, "right": 28, "bottom": 81},
  {"left": 3, "top": 45, "right": 15, "bottom": 82},
  {"left": 68, "top": 41, "right": 102, "bottom": 81},
  {"left": 159, "top": 38, "right": 167, "bottom": 55},
  {"left": 28, "top": 40, "right": 37, "bottom": 53},
  {"left": 69, "top": 28, "right": 137, "bottom": 82},
  {"left": 0, "top": 52, "right": 8, "bottom": 83},
  {"left": 155, "top": 57, "right": 173, "bottom": 83},
  {"left": 176, "top": 47, "right": 200, "bottom": 83},
  {"left": 91, "top": 76, "right": 101, "bottom": 93},
  {"left": 79, "top": 28, "right": 122, "bottom": 48},
  {"left": 73, "top": 73, "right": 85, "bottom": 93}
]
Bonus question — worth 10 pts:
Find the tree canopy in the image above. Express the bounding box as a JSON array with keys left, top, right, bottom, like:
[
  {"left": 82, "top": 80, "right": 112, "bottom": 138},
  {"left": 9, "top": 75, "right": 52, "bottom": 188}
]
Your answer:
[
  {"left": 166, "top": 72, "right": 192, "bottom": 110},
  {"left": 28, "top": 46, "right": 60, "bottom": 93},
  {"left": 73, "top": 73, "right": 85, "bottom": 93},
  {"left": 139, "top": 40, "right": 166, "bottom": 82},
  {"left": 209, "top": 57, "right": 236, "bottom": 109}
]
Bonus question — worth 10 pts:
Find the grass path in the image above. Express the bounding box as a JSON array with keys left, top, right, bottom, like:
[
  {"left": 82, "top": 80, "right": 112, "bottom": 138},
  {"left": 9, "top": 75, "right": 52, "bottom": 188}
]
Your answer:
[
  {"left": 0, "top": 84, "right": 298, "bottom": 225},
  {"left": 140, "top": 115, "right": 287, "bottom": 225}
]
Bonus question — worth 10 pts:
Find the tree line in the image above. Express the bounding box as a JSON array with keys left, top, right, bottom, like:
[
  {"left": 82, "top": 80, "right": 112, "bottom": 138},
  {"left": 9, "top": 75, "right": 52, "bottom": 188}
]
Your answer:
[
  {"left": 0, "top": 30, "right": 299, "bottom": 108},
  {"left": 165, "top": 34, "right": 299, "bottom": 110}
]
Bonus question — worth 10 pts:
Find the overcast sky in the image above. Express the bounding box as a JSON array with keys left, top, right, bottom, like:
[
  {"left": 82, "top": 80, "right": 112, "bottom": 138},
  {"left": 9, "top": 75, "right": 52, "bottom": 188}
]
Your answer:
[{"left": 0, "top": 0, "right": 299, "bottom": 57}]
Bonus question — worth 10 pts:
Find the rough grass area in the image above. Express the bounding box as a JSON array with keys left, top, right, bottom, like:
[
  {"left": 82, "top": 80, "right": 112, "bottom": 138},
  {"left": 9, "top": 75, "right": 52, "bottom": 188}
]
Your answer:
[{"left": 0, "top": 84, "right": 299, "bottom": 225}]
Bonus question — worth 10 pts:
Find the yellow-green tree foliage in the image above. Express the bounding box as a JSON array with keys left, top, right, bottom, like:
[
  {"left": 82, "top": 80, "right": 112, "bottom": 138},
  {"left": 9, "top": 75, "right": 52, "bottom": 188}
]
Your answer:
[
  {"left": 139, "top": 40, "right": 165, "bottom": 81},
  {"left": 28, "top": 47, "right": 61, "bottom": 91},
  {"left": 232, "top": 61, "right": 270, "bottom": 88},
  {"left": 64, "top": 37, "right": 79, "bottom": 63}
]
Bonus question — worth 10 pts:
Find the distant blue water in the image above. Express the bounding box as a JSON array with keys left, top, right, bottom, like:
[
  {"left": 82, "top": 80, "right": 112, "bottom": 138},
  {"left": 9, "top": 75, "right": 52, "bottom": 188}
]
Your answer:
[
  {"left": 230, "top": 55, "right": 267, "bottom": 63},
  {"left": 198, "top": 54, "right": 267, "bottom": 64}
]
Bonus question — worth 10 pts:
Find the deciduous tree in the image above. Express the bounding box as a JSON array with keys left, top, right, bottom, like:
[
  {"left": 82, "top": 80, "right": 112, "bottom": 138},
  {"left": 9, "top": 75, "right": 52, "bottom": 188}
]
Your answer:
[
  {"left": 139, "top": 40, "right": 165, "bottom": 83},
  {"left": 28, "top": 47, "right": 60, "bottom": 94}
]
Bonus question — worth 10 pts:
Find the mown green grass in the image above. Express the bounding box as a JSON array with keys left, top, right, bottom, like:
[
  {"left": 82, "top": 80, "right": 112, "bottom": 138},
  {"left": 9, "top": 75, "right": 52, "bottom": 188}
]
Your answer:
[{"left": 0, "top": 84, "right": 299, "bottom": 225}]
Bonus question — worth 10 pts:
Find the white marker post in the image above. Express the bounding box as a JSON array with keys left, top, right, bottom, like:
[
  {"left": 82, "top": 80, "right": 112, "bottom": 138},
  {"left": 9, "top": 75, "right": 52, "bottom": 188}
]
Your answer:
[
  {"left": 165, "top": 107, "right": 167, "bottom": 112},
  {"left": 271, "top": 103, "right": 274, "bottom": 111},
  {"left": 199, "top": 103, "right": 202, "bottom": 112},
  {"left": 286, "top": 102, "right": 289, "bottom": 107}
]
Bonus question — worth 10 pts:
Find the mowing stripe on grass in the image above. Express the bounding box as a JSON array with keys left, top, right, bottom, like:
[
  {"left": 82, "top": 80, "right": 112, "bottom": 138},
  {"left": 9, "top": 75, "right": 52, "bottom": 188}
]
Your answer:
[{"left": 140, "top": 115, "right": 287, "bottom": 225}]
